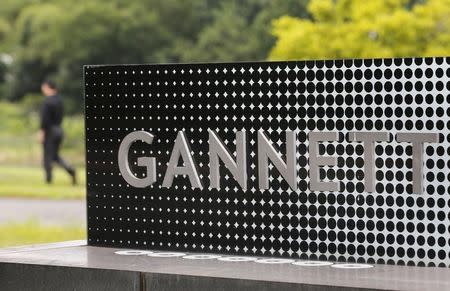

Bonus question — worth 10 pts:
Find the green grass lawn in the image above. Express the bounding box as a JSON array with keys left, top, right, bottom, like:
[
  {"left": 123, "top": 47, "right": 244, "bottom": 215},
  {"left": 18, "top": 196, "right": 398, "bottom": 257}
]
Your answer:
[
  {"left": 0, "top": 102, "right": 86, "bottom": 247},
  {"left": 0, "top": 166, "right": 85, "bottom": 199},
  {"left": 0, "top": 102, "right": 85, "bottom": 167},
  {"left": 0, "top": 102, "right": 86, "bottom": 199},
  {"left": 0, "top": 221, "right": 85, "bottom": 248}
]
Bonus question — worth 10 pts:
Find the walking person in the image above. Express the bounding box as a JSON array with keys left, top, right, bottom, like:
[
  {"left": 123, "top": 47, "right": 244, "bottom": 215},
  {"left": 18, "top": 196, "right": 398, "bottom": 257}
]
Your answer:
[{"left": 38, "top": 80, "right": 77, "bottom": 185}]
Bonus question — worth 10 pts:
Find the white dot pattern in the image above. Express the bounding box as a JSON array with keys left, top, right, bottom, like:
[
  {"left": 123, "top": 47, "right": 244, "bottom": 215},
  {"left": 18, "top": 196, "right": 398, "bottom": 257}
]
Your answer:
[{"left": 85, "top": 57, "right": 450, "bottom": 267}]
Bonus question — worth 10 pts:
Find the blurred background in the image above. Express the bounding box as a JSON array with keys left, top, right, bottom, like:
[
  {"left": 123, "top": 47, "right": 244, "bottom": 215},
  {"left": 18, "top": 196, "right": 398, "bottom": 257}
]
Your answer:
[{"left": 0, "top": 0, "right": 448, "bottom": 247}]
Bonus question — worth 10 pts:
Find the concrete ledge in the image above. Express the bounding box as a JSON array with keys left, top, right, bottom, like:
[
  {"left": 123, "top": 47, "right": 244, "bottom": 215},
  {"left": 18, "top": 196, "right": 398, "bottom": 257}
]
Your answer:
[
  {"left": 0, "top": 262, "right": 140, "bottom": 291},
  {"left": 144, "top": 273, "right": 369, "bottom": 291},
  {"left": 0, "top": 241, "right": 449, "bottom": 291}
]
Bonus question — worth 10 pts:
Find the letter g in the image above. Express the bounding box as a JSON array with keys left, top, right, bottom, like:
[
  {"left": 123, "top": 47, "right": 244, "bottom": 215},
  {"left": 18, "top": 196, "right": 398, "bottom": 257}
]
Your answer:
[{"left": 118, "top": 131, "right": 156, "bottom": 188}]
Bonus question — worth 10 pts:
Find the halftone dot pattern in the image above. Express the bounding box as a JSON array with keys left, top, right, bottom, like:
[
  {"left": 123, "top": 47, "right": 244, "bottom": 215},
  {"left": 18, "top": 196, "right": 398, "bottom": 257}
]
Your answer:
[{"left": 84, "top": 57, "right": 450, "bottom": 267}]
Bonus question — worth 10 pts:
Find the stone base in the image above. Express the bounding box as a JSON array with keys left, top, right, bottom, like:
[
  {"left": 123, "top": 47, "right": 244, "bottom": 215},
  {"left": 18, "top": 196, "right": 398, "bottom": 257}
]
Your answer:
[{"left": 0, "top": 241, "right": 449, "bottom": 291}]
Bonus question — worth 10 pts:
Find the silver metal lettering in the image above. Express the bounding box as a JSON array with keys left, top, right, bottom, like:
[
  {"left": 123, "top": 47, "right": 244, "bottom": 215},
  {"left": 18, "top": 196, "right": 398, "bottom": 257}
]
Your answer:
[
  {"left": 162, "top": 131, "right": 203, "bottom": 189},
  {"left": 258, "top": 130, "right": 297, "bottom": 191},
  {"left": 118, "top": 131, "right": 156, "bottom": 188},
  {"left": 397, "top": 133, "right": 439, "bottom": 194},
  {"left": 209, "top": 130, "right": 247, "bottom": 190},
  {"left": 309, "top": 132, "right": 340, "bottom": 192},
  {"left": 348, "top": 132, "right": 390, "bottom": 192}
]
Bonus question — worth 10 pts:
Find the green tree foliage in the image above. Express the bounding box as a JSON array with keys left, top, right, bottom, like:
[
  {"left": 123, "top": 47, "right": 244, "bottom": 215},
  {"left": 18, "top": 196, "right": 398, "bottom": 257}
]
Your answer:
[
  {"left": 0, "top": 0, "right": 309, "bottom": 109},
  {"left": 7, "top": 1, "right": 174, "bottom": 107},
  {"left": 270, "top": 0, "right": 450, "bottom": 60},
  {"left": 181, "top": 1, "right": 261, "bottom": 62},
  {"left": 0, "top": 0, "right": 448, "bottom": 110},
  {"left": 0, "top": 19, "right": 11, "bottom": 97},
  {"left": 0, "top": 19, "right": 10, "bottom": 44},
  {"left": 181, "top": 0, "right": 309, "bottom": 62}
]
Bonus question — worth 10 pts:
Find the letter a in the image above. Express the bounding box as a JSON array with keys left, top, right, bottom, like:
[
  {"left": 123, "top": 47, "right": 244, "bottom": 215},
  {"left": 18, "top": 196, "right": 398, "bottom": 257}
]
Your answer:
[{"left": 162, "top": 131, "right": 203, "bottom": 189}]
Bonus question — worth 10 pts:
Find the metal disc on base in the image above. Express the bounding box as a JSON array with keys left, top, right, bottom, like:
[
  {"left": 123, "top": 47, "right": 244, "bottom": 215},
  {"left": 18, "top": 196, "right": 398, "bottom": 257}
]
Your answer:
[
  {"left": 183, "top": 254, "right": 222, "bottom": 260},
  {"left": 218, "top": 257, "right": 258, "bottom": 262},
  {"left": 147, "top": 252, "right": 186, "bottom": 258},
  {"left": 331, "top": 264, "right": 374, "bottom": 269},
  {"left": 114, "top": 250, "right": 153, "bottom": 256},
  {"left": 292, "top": 261, "right": 334, "bottom": 267},
  {"left": 255, "top": 258, "right": 295, "bottom": 264}
]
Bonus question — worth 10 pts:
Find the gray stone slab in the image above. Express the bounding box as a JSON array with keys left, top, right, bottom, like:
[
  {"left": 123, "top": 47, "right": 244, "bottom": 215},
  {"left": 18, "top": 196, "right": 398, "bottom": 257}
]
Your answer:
[
  {"left": 0, "top": 241, "right": 450, "bottom": 291},
  {"left": 144, "top": 273, "right": 373, "bottom": 291},
  {"left": 0, "top": 262, "right": 140, "bottom": 291}
]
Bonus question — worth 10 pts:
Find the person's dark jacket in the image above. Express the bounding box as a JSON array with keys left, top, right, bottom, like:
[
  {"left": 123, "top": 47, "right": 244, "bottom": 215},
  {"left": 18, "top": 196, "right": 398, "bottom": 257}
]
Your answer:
[{"left": 40, "top": 95, "right": 63, "bottom": 131}]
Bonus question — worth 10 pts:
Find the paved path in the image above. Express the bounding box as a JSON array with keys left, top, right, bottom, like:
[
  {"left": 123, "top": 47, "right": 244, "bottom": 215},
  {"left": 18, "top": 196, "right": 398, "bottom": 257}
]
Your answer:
[{"left": 0, "top": 198, "right": 85, "bottom": 225}]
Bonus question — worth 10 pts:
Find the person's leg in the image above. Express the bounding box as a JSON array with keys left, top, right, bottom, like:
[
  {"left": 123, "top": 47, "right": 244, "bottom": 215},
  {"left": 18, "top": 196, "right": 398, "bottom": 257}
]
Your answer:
[
  {"left": 43, "top": 138, "right": 54, "bottom": 183},
  {"left": 53, "top": 129, "right": 77, "bottom": 185}
]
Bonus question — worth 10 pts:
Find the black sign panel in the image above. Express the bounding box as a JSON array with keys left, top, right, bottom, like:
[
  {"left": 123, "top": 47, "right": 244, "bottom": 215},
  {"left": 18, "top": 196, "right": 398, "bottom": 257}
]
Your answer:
[{"left": 85, "top": 57, "right": 450, "bottom": 267}]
